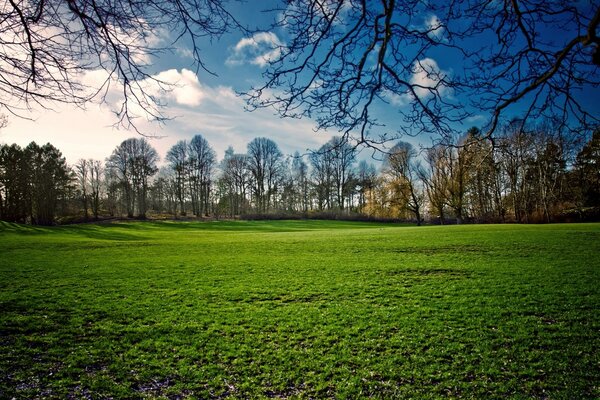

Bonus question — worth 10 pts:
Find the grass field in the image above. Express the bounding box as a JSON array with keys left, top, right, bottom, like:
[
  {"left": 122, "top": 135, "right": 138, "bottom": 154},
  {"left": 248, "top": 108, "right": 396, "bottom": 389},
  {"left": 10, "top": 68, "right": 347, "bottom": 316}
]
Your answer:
[{"left": 0, "top": 220, "right": 599, "bottom": 399}]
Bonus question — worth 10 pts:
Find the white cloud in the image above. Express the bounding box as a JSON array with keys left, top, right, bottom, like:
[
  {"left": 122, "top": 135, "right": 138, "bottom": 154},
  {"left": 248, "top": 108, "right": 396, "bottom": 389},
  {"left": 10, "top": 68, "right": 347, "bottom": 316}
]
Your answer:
[
  {"left": 0, "top": 69, "right": 331, "bottom": 165},
  {"left": 383, "top": 89, "right": 411, "bottom": 107},
  {"left": 410, "top": 58, "right": 450, "bottom": 100},
  {"left": 73, "top": 68, "right": 205, "bottom": 126},
  {"left": 161, "top": 84, "right": 331, "bottom": 157},
  {"left": 226, "top": 32, "right": 283, "bottom": 68},
  {"left": 175, "top": 47, "right": 194, "bottom": 59},
  {"left": 150, "top": 69, "right": 204, "bottom": 107},
  {"left": 424, "top": 15, "right": 445, "bottom": 40},
  {"left": 382, "top": 58, "right": 450, "bottom": 107},
  {"left": 465, "top": 114, "right": 487, "bottom": 124}
]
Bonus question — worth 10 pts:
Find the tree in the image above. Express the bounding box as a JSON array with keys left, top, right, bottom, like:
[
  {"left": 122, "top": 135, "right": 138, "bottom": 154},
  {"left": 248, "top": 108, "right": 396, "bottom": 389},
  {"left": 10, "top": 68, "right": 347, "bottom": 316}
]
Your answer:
[
  {"left": 529, "top": 127, "right": 568, "bottom": 222},
  {"left": 384, "top": 141, "right": 425, "bottom": 225},
  {"left": 291, "top": 152, "right": 310, "bottom": 212},
  {"left": 25, "top": 142, "right": 72, "bottom": 225},
  {"left": 356, "top": 160, "right": 377, "bottom": 213},
  {"left": 219, "top": 148, "right": 251, "bottom": 217},
  {"left": 247, "top": 1, "right": 599, "bottom": 145},
  {"left": 150, "top": 167, "right": 178, "bottom": 215},
  {"left": 328, "top": 137, "right": 357, "bottom": 211},
  {"left": 74, "top": 159, "right": 90, "bottom": 220},
  {"left": 88, "top": 160, "right": 104, "bottom": 220},
  {"left": 445, "top": 129, "right": 482, "bottom": 224},
  {"left": 575, "top": 129, "right": 600, "bottom": 207},
  {"left": 1, "top": 0, "right": 236, "bottom": 128},
  {"left": 106, "top": 138, "right": 159, "bottom": 218},
  {"left": 166, "top": 140, "right": 189, "bottom": 215},
  {"left": 247, "top": 137, "right": 283, "bottom": 213},
  {"left": 459, "top": 129, "right": 498, "bottom": 222},
  {"left": 497, "top": 120, "right": 535, "bottom": 222},
  {"left": 309, "top": 144, "right": 335, "bottom": 211},
  {"left": 0, "top": 144, "right": 30, "bottom": 222},
  {"left": 420, "top": 144, "right": 450, "bottom": 224},
  {"left": 3, "top": 2, "right": 597, "bottom": 144},
  {"left": 188, "top": 134, "right": 216, "bottom": 217}
]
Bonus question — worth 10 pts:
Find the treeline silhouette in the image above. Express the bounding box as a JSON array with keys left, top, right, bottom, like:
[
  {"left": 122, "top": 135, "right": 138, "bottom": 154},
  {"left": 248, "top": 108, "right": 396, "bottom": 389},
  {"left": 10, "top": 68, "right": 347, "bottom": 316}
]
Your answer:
[{"left": 1, "top": 122, "right": 599, "bottom": 225}]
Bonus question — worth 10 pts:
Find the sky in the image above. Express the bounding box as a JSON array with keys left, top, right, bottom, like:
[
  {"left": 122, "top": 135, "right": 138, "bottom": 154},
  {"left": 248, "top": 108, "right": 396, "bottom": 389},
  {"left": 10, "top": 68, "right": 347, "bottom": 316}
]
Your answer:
[
  {"left": 1, "top": 1, "right": 598, "bottom": 165},
  {"left": 0, "top": 1, "right": 334, "bottom": 164}
]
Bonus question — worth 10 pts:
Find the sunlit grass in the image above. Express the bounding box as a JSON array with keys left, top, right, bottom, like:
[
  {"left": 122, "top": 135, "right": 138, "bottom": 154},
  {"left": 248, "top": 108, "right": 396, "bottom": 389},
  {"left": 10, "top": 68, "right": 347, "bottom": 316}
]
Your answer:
[{"left": 1, "top": 220, "right": 598, "bottom": 398}]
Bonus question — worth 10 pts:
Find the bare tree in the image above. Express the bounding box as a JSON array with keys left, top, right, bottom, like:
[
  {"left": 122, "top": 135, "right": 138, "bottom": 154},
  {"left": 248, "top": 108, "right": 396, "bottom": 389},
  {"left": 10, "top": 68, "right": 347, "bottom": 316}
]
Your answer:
[
  {"left": 309, "top": 144, "right": 335, "bottom": 211},
  {"left": 166, "top": 140, "right": 189, "bottom": 215},
  {"left": 247, "top": 137, "right": 283, "bottom": 213},
  {"left": 188, "top": 134, "right": 216, "bottom": 217},
  {"left": 1, "top": 0, "right": 237, "bottom": 127},
  {"left": 106, "top": 137, "right": 158, "bottom": 218},
  {"left": 74, "top": 159, "right": 90, "bottom": 220},
  {"left": 219, "top": 147, "right": 251, "bottom": 217},
  {"left": 291, "top": 152, "right": 310, "bottom": 212},
  {"left": 384, "top": 141, "right": 425, "bottom": 225},
  {"left": 3, "top": 1, "right": 597, "bottom": 144},
  {"left": 247, "top": 0, "right": 600, "bottom": 146},
  {"left": 497, "top": 120, "right": 535, "bottom": 222},
  {"left": 420, "top": 144, "right": 450, "bottom": 224},
  {"left": 356, "top": 160, "right": 377, "bottom": 213},
  {"left": 328, "top": 137, "right": 357, "bottom": 211},
  {"left": 89, "top": 159, "right": 103, "bottom": 219}
]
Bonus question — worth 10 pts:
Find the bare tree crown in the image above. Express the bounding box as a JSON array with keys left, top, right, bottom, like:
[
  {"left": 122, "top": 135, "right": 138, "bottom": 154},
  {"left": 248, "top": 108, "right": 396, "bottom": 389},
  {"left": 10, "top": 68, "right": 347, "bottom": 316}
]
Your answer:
[
  {"left": 1, "top": 0, "right": 236, "bottom": 128},
  {"left": 246, "top": 0, "right": 600, "bottom": 146}
]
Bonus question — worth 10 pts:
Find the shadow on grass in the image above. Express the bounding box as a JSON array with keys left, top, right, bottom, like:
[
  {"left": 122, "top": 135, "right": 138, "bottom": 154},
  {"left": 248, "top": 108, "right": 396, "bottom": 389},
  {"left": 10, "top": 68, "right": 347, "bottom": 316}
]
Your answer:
[
  {"left": 0, "top": 221, "right": 146, "bottom": 241},
  {"left": 139, "top": 219, "right": 398, "bottom": 232},
  {"left": 0, "top": 219, "right": 399, "bottom": 241}
]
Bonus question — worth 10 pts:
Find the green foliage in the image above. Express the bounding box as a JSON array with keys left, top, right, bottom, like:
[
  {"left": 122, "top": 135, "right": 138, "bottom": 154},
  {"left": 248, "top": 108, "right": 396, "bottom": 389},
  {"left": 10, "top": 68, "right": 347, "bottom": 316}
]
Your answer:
[{"left": 0, "top": 221, "right": 598, "bottom": 398}]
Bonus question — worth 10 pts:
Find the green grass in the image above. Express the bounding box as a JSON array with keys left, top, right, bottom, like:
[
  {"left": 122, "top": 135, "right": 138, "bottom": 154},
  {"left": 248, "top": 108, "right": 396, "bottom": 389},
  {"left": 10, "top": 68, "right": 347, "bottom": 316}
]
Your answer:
[{"left": 0, "top": 220, "right": 598, "bottom": 399}]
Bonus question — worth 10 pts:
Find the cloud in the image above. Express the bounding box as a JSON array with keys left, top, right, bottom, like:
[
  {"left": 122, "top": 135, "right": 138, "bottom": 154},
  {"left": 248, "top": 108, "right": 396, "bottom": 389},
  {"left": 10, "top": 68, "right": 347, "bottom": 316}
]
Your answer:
[
  {"left": 150, "top": 69, "right": 204, "bottom": 107},
  {"left": 226, "top": 32, "right": 283, "bottom": 67},
  {"left": 101, "top": 19, "right": 165, "bottom": 65},
  {"left": 161, "top": 84, "right": 331, "bottom": 157},
  {"left": 410, "top": 58, "right": 450, "bottom": 100},
  {"left": 424, "top": 15, "right": 445, "bottom": 40},
  {"left": 384, "top": 89, "right": 411, "bottom": 107},
  {"left": 175, "top": 47, "right": 194, "bottom": 60},
  {"left": 465, "top": 114, "right": 487, "bottom": 124},
  {"left": 1, "top": 69, "right": 331, "bottom": 165},
  {"left": 383, "top": 58, "right": 450, "bottom": 107}
]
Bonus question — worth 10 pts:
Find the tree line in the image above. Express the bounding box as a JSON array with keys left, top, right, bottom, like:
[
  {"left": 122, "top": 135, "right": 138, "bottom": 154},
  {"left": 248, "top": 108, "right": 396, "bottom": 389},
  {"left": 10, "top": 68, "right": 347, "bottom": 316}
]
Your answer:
[{"left": 1, "top": 123, "right": 599, "bottom": 225}]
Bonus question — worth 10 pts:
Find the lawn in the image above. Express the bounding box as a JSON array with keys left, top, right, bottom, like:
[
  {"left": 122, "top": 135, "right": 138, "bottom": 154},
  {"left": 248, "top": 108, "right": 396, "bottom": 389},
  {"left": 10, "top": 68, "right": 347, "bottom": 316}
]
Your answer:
[{"left": 0, "top": 220, "right": 598, "bottom": 399}]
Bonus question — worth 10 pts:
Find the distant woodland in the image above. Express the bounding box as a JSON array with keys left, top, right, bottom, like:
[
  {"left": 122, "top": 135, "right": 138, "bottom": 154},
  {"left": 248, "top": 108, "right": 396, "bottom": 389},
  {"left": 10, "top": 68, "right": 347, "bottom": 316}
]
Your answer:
[{"left": 1, "top": 122, "right": 599, "bottom": 226}]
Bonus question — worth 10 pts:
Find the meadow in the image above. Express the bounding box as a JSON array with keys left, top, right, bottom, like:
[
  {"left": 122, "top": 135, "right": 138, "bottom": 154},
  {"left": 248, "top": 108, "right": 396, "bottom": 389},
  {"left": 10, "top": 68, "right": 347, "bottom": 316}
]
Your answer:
[{"left": 0, "top": 220, "right": 598, "bottom": 399}]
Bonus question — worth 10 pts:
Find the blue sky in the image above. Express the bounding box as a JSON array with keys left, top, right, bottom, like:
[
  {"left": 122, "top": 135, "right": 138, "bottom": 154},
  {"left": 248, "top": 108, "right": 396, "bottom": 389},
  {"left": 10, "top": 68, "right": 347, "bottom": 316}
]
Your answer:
[{"left": 1, "top": 1, "right": 598, "bottom": 165}]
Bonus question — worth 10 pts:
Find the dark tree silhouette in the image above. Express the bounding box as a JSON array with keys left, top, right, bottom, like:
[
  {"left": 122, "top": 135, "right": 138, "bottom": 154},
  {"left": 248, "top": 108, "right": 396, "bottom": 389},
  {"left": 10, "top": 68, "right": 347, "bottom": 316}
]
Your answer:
[
  {"left": 247, "top": 137, "right": 283, "bottom": 213},
  {"left": 246, "top": 0, "right": 600, "bottom": 146},
  {"left": 0, "top": 144, "right": 30, "bottom": 222},
  {"left": 188, "top": 134, "right": 216, "bottom": 216},
  {"left": 106, "top": 138, "right": 159, "bottom": 218},
  {"left": 166, "top": 140, "right": 189, "bottom": 215},
  {"left": 1, "top": 0, "right": 237, "bottom": 128},
  {"left": 575, "top": 129, "right": 600, "bottom": 207}
]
